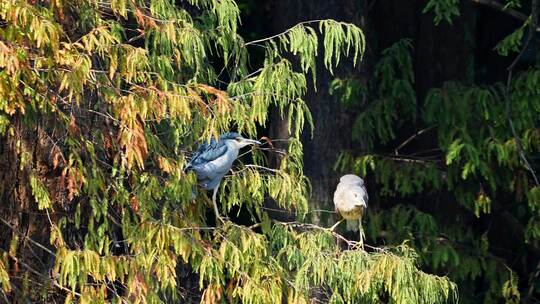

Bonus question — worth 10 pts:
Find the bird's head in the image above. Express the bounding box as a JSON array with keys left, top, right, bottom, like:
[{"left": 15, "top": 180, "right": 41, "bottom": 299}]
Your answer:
[
  {"left": 339, "top": 174, "right": 365, "bottom": 186},
  {"left": 222, "top": 132, "right": 262, "bottom": 149}
]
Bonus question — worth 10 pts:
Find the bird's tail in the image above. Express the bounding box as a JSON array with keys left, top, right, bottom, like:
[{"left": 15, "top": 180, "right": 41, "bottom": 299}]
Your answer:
[{"left": 346, "top": 219, "right": 360, "bottom": 231}]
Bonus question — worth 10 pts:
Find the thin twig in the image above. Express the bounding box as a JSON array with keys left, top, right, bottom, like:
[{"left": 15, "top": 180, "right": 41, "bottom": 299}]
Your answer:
[
  {"left": 257, "top": 147, "right": 288, "bottom": 156},
  {"left": 0, "top": 216, "right": 55, "bottom": 257},
  {"left": 149, "top": 221, "right": 216, "bottom": 232},
  {"left": 394, "top": 126, "right": 436, "bottom": 155},
  {"left": 307, "top": 209, "right": 338, "bottom": 214},
  {"left": 106, "top": 213, "right": 122, "bottom": 228},
  {"left": 379, "top": 155, "right": 435, "bottom": 164},
  {"left": 126, "top": 32, "right": 145, "bottom": 44},
  {"left": 244, "top": 164, "right": 281, "bottom": 174},
  {"left": 261, "top": 206, "right": 298, "bottom": 214},
  {"left": 244, "top": 20, "right": 326, "bottom": 47}
]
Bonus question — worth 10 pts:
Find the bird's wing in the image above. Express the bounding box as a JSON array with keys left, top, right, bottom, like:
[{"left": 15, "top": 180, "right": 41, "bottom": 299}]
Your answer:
[
  {"left": 187, "top": 139, "right": 228, "bottom": 168},
  {"left": 333, "top": 187, "right": 344, "bottom": 212},
  {"left": 186, "top": 138, "right": 237, "bottom": 190}
]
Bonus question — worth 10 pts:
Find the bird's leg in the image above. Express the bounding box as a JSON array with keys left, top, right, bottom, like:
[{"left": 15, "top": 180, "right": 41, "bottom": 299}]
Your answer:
[
  {"left": 358, "top": 217, "right": 365, "bottom": 250},
  {"left": 328, "top": 219, "right": 344, "bottom": 231},
  {"left": 212, "top": 187, "right": 225, "bottom": 224}
]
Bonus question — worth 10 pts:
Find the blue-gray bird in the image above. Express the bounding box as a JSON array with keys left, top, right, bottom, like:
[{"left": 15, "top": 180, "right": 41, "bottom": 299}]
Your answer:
[
  {"left": 186, "top": 132, "right": 261, "bottom": 222},
  {"left": 330, "top": 174, "right": 369, "bottom": 248}
]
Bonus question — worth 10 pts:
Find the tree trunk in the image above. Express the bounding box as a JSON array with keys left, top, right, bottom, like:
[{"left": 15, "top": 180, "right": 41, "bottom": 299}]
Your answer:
[
  {"left": 267, "top": 0, "right": 368, "bottom": 226},
  {"left": 0, "top": 115, "right": 57, "bottom": 301}
]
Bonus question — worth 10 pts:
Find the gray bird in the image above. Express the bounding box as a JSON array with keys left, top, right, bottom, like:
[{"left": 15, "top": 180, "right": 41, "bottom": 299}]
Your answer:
[
  {"left": 330, "top": 174, "right": 369, "bottom": 247},
  {"left": 186, "top": 132, "right": 261, "bottom": 223}
]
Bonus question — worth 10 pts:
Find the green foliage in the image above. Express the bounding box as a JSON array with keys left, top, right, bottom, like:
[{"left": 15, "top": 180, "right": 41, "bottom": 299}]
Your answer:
[
  {"left": 502, "top": 270, "right": 520, "bottom": 304},
  {"left": 330, "top": 78, "right": 367, "bottom": 108},
  {"left": 363, "top": 205, "right": 514, "bottom": 303},
  {"left": 29, "top": 175, "right": 52, "bottom": 210},
  {"left": 334, "top": 36, "right": 540, "bottom": 302},
  {"left": 0, "top": 0, "right": 456, "bottom": 303},
  {"left": 0, "top": 256, "right": 10, "bottom": 293},
  {"left": 336, "top": 154, "right": 443, "bottom": 197},
  {"left": 495, "top": 21, "right": 527, "bottom": 56},
  {"left": 332, "top": 39, "right": 416, "bottom": 149},
  {"left": 504, "top": 0, "right": 522, "bottom": 9},
  {"left": 51, "top": 223, "right": 457, "bottom": 303},
  {"left": 423, "top": 0, "right": 460, "bottom": 25},
  {"left": 319, "top": 20, "right": 365, "bottom": 73}
]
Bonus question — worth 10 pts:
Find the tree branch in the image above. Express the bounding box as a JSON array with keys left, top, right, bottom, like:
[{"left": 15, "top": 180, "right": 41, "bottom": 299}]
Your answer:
[
  {"left": 394, "top": 126, "right": 436, "bottom": 155},
  {"left": 243, "top": 164, "right": 282, "bottom": 174},
  {"left": 469, "top": 0, "right": 540, "bottom": 31},
  {"left": 244, "top": 20, "right": 325, "bottom": 46},
  {"left": 280, "top": 221, "right": 387, "bottom": 252}
]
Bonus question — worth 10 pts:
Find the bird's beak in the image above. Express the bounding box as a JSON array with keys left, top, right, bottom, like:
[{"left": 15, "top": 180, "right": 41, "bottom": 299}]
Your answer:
[{"left": 241, "top": 138, "right": 262, "bottom": 145}]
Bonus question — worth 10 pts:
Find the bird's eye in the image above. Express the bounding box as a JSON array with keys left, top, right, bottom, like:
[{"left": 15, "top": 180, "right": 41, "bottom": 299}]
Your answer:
[{"left": 235, "top": 138, "right": 241, "bottom": 142}]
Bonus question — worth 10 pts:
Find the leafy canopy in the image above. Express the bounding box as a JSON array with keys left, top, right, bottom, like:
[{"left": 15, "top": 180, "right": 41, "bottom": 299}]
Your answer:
[
  {"left": 0, "top": 0, "right": 456, "bottom": 303},
  {"left": 333, "top": 15, "right": 540, "bottom": 300}
]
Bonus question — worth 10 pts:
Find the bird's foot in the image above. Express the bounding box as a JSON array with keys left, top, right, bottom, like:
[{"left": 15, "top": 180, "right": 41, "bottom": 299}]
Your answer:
[{"left": 352, "top": 241, "right": 365, "bottom": 251}]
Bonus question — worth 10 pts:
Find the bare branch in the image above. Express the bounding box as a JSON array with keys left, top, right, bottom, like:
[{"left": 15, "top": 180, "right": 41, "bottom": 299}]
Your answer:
[
  {"left": 379, "top": 154, "right": 437, "bottom": 164},
  {"left": 394, "top": 126, "right": 436, "bottom": 155},
  {"left": 469, "top": 0, "right": 540, "bottom": 31}
]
